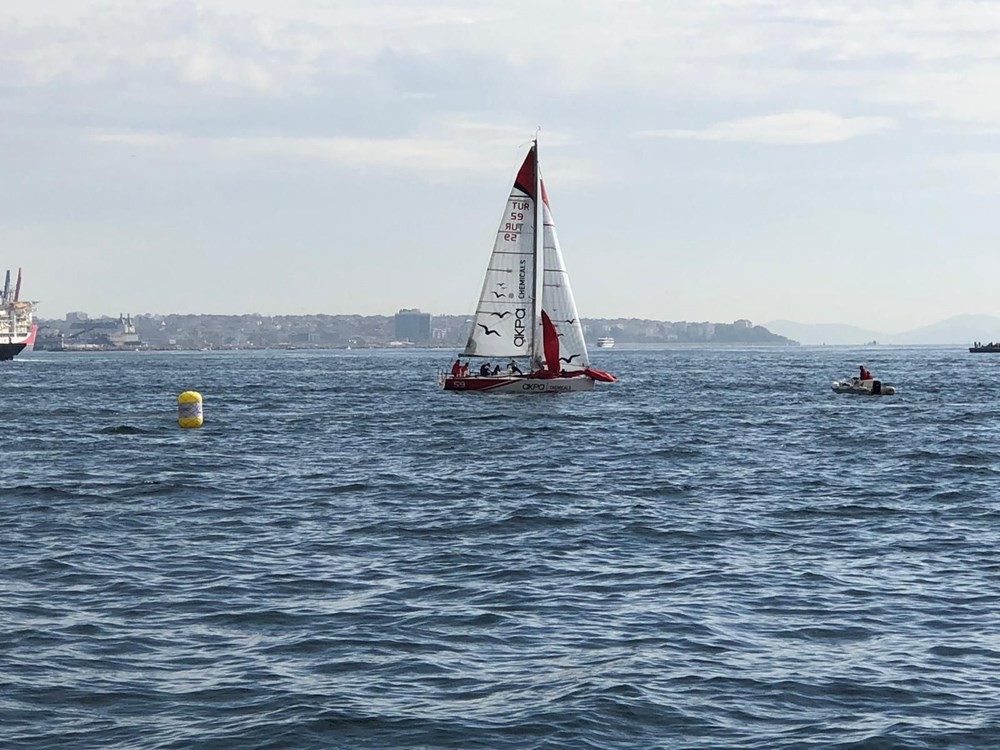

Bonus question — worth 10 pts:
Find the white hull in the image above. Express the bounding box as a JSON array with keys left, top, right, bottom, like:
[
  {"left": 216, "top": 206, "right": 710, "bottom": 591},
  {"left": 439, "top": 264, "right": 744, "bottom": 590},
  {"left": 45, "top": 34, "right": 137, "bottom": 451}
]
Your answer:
[
  {"left": 832, "top": 377, "right": 896, "bottom": 396},
  {"left": 441, "top": 373, "right": 595, "bottom": 393},
  {"left": 0, "top": 331, "right": 34, "bottom": 346}
]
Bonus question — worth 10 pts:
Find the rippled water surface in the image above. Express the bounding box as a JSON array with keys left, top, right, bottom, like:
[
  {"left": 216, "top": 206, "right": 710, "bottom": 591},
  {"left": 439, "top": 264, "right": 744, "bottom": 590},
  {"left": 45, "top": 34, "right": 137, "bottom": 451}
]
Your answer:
[{"left": 3, "top": 347, "right": 1000, "bottom": 749}]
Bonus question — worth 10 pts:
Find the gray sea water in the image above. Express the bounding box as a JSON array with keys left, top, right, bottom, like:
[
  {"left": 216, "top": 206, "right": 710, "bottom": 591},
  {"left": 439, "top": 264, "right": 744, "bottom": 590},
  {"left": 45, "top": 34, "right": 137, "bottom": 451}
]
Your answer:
[{"left": 2, "top": 346, "right": 999, "bottom": 749}]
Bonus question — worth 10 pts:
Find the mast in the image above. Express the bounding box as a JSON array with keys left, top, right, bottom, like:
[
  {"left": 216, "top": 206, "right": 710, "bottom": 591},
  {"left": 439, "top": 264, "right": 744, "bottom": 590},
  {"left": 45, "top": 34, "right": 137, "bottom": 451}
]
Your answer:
[{"left": 531, "top": 138, "right": 544, "bottom": 367}]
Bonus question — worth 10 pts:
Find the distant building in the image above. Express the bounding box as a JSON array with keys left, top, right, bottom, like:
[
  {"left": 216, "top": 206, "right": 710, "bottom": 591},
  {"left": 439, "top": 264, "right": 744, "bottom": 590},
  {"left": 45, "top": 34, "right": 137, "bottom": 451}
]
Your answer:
[
  {"left": 734, "top": 319, "right": 752, "bottom": 329},
  {"left": 394, "top": 308, "right": 432, "bottom": 344},
  {"left": 109, "top": 314, "right": 140, "bottom": 347},
  {"left": 65, "top": 313, "right": 141, "bottom": 349}
]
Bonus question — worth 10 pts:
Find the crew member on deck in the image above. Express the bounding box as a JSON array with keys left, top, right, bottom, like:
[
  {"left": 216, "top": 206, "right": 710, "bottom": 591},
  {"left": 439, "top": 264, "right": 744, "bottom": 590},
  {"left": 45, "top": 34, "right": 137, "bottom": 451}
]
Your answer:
[
  {"left": 451, "top": 358, "right": 463, "bottom": 376},
  {"left": 859, "top": 365, "right": 872, "bottom": 380},
  {"left": 509, "top": 360, "right": 522, "bottom": 375},
  {"left": 480, "top": 361, "right": 492, "bottom": 376}
]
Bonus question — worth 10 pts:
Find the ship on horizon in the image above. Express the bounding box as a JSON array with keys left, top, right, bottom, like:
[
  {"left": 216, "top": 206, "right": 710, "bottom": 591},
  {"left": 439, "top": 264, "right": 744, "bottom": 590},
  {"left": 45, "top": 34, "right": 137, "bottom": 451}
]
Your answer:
[
  {"left": 969, "top": 341, "right": 1000, "bottom": 353},
  {"left": 1, "top": 268, "right": 38, "bottom": 361}
]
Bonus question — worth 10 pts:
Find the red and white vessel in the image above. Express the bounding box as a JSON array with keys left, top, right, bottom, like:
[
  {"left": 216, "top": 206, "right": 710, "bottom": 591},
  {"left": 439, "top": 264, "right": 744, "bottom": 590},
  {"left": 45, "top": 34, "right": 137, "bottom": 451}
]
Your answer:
[
  {"left": 1, "top": 268, "right": 37, "bottom": 361},
  {"left": 441, "top": 140, "right": 615, "bottom": 394}
]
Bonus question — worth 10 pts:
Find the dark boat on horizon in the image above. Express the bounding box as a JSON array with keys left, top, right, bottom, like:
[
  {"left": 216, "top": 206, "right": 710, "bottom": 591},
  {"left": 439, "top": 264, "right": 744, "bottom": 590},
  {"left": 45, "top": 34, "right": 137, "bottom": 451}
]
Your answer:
[{"left": 969, "top": 342, "right": 1000, "bottom": 353}]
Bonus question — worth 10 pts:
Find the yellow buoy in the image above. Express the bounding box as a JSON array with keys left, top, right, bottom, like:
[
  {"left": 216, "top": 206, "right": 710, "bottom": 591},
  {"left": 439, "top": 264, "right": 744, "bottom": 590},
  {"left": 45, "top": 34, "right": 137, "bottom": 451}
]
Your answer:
[{"left": 177, "top": 391, "right": 204, "bottom": 429}]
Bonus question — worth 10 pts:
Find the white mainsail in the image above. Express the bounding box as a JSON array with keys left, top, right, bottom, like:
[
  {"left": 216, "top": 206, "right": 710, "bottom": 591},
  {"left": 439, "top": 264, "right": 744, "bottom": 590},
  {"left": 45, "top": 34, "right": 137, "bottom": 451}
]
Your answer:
[
  {"left": 539, "top": 180, "right": 589, "bottom": 371},
  {"left": 462, "top": 149, "right": 539, "bottom": 360}
]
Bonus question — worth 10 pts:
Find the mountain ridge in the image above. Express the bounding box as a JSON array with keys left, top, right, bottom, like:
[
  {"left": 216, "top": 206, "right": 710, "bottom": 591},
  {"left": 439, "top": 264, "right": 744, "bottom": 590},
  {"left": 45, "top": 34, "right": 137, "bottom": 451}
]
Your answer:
[{"left": 765, "top": 314, "right": 1000, "bottom": 345}]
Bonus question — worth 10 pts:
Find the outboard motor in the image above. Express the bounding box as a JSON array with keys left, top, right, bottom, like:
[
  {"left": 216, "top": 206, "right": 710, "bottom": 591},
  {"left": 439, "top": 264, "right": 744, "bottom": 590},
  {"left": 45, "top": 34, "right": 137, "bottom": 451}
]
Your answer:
[{"left": 871, "top": 380, "right": 882, "bottom": 395}]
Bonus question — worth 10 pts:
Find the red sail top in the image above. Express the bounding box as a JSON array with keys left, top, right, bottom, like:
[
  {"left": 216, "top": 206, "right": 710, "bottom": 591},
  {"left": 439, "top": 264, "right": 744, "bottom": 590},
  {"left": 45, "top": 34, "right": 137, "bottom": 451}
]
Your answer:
[{"left": 513, "top": 146, "right": 537, "bottom": 201}]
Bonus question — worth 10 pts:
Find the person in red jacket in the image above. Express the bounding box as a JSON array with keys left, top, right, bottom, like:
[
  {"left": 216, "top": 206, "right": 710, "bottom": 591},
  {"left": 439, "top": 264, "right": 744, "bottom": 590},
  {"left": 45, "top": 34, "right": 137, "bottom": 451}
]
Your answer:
[
  {"left": 451, "top": 358, "right": 463, "bottom": 376},
  {"left": 859, "top": 365, "right": 872, "bottom": 380}
]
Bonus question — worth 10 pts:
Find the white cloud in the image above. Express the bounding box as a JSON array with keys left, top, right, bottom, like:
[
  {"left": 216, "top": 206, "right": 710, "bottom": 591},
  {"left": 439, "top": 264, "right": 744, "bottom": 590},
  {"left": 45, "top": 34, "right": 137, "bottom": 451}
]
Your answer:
[
  {"left": 926, "top": 151, "right": 1000, "bottom": 190},
  {"left": 5, "top": 0, "right": 1000, "bottom": 130},
  {"left": 10, "top": 1, "right": 1000, "bottom": 327},
  {"left": 637, "top": 110, "right": 896, "bottom": 144},
  {"left": 870, "top": 66, "right": 1000, "bottom": 133},
  {"left": 88, "top": 119, "right": 594, "bottom": 184},
  {"left": 6, "top": 1, "right": 1000, "bottom": 153}
]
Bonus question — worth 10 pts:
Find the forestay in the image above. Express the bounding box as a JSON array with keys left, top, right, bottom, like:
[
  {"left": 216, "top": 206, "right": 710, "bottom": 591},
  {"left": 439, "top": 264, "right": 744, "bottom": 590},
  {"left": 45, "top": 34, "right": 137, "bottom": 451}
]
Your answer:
[{"left": 539, "top": 180, "right": 589, "bottom": 371}]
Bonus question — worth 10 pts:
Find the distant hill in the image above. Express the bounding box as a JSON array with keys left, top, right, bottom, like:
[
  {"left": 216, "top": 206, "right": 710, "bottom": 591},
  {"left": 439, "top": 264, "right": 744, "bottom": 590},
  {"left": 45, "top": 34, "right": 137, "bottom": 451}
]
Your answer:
[
  {"left": 888, "top": 314, "right": 1000, "bottom": 345},
  {"left": 582, "top": 318, "right": 796, "bottom": 345},
  {"left": 35, "top": 312, "right": 796, "bottom": 350},
  {"left": 765, "top": 314, "right": 1000, "bottom": 345},
  {"left": 764, "top": 320, "right": 882, "bottom": 346}
]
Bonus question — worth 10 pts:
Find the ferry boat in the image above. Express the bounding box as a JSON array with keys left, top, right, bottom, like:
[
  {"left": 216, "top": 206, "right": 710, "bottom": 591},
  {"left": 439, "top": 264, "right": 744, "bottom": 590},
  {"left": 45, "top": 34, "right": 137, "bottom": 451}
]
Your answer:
[
  {"left": 596, "top": 337, "right": 615, "bottom": 348},
  {"left": 1, "top": 268, "right": 37, "bottom": 361}
]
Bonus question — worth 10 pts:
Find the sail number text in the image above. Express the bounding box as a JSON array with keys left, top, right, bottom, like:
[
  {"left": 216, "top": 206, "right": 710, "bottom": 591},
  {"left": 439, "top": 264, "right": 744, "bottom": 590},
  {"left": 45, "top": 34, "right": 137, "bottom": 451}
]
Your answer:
[{"left": 503, "top": 202, "right": 529, "bottom": 241}]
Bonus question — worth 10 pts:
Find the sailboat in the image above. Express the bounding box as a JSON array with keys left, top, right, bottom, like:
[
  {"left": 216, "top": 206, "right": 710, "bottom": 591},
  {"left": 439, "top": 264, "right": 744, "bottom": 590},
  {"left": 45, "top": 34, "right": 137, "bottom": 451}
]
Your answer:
[{"left": 441, "top": 140, "right": 616, "bottom": 394}]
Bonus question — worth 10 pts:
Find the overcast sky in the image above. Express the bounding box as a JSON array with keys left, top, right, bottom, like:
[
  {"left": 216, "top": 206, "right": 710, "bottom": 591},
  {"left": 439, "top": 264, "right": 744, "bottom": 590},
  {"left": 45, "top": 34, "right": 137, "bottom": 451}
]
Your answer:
[{"left": 4, "top": 0, "right": 1000, "bottom": 330}]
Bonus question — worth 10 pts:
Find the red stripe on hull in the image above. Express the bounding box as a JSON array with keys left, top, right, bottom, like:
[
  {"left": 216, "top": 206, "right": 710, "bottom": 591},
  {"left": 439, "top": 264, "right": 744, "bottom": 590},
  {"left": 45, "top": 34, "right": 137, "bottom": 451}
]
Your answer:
[
  {"left": 24, "top": 323, "right": 38, "bottom": 349},
  {"left": 443, "top": 376, "right": 519, "bottom": 392}
]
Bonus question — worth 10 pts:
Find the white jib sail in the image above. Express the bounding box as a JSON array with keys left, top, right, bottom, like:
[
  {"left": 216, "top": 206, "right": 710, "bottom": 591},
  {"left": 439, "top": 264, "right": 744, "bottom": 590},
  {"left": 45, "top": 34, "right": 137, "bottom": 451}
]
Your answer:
[
  {"left": 462, "top": 169, "right": 537, "bottom": 359},
  {"left": 540, "top": 183, "right": 589, "bottom": 370}
]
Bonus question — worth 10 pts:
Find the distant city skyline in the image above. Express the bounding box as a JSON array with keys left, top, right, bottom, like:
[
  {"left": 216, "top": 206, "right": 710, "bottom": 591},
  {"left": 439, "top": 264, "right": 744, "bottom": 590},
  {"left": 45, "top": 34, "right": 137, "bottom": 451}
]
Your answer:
[{"left": 4, "top": 1, "right": 1000, "bottom": 330}]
